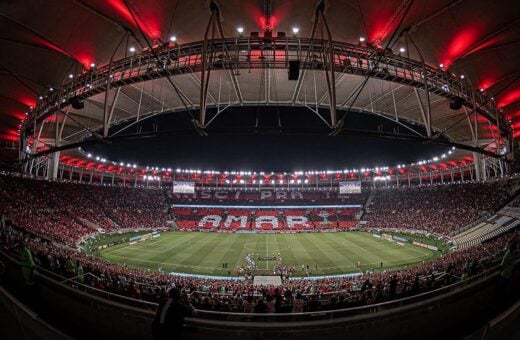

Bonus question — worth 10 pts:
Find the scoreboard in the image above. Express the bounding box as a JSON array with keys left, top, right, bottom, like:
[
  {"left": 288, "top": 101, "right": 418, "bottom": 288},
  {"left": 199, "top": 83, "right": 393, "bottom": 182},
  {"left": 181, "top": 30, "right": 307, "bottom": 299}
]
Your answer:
[
  {"left": 339, "top": 181, "right": 361, "bottom": 194},
  {"left": 173, "top": 181, "right": 195, "bottom": 194}
]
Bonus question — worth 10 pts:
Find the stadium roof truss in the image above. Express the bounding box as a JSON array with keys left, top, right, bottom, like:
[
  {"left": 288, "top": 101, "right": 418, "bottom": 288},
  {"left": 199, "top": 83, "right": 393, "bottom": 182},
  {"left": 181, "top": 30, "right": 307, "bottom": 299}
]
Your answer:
[{"left": 8, "top": 0, "right": 515, "bottom": 178}]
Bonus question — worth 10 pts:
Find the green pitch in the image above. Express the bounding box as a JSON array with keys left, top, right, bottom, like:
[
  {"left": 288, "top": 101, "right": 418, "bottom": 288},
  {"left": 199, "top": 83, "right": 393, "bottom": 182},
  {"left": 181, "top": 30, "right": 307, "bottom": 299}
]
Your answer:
[{"left": 98, "top": 231, "right": 441, "bottom": 276}]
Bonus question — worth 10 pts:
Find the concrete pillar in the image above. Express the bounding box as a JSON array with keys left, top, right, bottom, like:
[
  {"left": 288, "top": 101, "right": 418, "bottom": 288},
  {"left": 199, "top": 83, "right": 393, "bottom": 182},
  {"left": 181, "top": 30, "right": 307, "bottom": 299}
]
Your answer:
[{"left": 46, "top": 151, "right": 60, "bottom": 179}]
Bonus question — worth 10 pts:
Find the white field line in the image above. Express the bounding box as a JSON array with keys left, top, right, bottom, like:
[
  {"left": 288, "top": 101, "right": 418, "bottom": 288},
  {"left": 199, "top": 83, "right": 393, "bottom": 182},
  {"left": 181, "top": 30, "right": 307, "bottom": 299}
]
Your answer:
[
  {"left": 108, "top": 234, "right": 198, "bottom": 254},
  {"left": 105, "top": 252, "right": 432, "bottom": 273},
  {"left": 103, "top": 253, "right": 228, "bottom": 271},
  {"left": 265, "top": 234, "right": 269, "bottom": 270}
]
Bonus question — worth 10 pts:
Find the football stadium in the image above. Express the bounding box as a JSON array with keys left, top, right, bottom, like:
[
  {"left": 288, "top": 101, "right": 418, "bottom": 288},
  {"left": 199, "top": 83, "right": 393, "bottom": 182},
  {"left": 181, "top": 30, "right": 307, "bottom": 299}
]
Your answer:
[{"left": 0, "top": 1, "right": 519, "bottom": 339}]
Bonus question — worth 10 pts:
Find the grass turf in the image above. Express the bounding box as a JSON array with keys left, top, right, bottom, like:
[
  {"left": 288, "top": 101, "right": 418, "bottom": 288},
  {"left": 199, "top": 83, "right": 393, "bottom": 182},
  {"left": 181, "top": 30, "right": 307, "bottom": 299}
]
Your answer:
[{"left": 97, "top": 231, "right": 441, "bottom": 277}]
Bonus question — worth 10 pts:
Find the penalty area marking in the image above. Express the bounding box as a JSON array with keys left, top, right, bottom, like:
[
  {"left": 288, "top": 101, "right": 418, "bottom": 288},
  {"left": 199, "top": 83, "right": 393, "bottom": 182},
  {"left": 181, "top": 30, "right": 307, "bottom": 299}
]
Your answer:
[
  {"left": 341, "top": 239, "right": 431, "bottom": 257},
  {"left": 107, "top": 234, "right": 196, "bottom": 254}
]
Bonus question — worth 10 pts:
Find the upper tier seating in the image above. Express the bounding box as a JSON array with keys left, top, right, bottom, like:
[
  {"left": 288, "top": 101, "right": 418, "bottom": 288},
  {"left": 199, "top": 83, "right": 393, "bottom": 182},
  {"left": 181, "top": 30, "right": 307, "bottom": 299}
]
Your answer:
[{"left": 363, "top": 180, "right": 519, "bottom": 235}]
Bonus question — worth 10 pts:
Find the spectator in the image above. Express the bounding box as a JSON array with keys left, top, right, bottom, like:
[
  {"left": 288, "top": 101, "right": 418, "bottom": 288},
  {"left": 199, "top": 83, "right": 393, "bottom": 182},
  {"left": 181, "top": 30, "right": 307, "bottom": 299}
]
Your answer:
[{"left": 152, "top": 287, "right": 196, "bottom": 340}]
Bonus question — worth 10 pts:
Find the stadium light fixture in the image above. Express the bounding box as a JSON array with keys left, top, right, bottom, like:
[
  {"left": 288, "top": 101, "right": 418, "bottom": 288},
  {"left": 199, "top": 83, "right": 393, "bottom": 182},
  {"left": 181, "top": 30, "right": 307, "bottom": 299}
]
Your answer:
[
  {"left": 129, "top": 46, "right": 136, "bottom": 53},
  {"left": 95, "top": 156, "right": 100, "bottom": 161},
  {"left": 399, "top": 47, "right": 405, "bottom": 53},
  {"left": 87, "top": 153, "right": 92, "bottom": 158},
  {"left": 292, "top": 27, "right": 299, "bottom": 35},
  {"left": 359, "top": 36, "right": 366, "bottom": 42},
  {"left": 237, "top": 27, "right": 244, "bottom": 34},
  {"left": 169, "top": 35, "right": 177, "bottom": 42}
]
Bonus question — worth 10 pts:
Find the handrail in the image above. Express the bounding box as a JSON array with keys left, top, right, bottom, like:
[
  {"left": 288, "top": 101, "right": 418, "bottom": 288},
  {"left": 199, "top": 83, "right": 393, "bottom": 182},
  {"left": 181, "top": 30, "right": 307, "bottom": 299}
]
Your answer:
[
  {"left": 0, "top": 285, "right": 73, "bottom": 339},
  {"left": 34, "top": 265, "right": 158, "bottom": 309}
]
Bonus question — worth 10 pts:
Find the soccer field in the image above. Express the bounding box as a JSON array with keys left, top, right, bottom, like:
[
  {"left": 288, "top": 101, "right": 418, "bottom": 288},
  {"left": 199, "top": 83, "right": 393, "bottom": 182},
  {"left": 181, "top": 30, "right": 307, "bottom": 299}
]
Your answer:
[{"left": 98, "top": 231, "right": 440, "bottom": 276}]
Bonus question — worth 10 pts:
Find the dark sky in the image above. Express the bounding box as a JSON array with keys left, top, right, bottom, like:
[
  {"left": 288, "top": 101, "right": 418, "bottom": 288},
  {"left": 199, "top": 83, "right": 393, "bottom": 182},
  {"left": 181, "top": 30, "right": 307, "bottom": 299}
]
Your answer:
[{"left": 85, "top": 106, "right": 450, "bottom": 171}]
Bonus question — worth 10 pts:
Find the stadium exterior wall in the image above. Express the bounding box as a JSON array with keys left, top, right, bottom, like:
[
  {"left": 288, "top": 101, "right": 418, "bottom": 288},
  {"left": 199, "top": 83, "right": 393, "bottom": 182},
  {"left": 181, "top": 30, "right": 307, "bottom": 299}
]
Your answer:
[{"left": 0, "top": 256, "right": 519, "bottom": 340}]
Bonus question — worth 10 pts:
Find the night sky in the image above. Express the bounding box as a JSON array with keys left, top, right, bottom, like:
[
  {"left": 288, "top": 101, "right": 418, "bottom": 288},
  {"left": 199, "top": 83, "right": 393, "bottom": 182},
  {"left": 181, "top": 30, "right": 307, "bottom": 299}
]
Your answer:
[{"left": 85, "top": 107, "right": 451, "bottom": 171}]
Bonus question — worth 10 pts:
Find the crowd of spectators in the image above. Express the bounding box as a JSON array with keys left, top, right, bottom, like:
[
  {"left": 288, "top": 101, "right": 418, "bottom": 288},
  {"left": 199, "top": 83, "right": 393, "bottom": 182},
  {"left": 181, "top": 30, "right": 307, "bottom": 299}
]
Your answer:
[
  {"left": 364, "top": 179, "right": 520, "bottom": 236},
  {"left": 168, "top": 189, "right": 368, "bottom": 206},
  {"left": 1, "top": 174, "right": 520, "bottom": 314},
  {"left": 1, "top": 221, "right": 518, "bottom": 314},
  {"left": 0, "top": 175, "right": 170, "bottom": 246}
]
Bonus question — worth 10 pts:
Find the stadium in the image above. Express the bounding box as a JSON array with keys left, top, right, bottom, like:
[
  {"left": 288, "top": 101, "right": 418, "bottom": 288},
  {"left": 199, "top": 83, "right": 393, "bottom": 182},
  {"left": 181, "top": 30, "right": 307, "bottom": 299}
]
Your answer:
[{"left": 0, "top": 1, "right": 519, "bottom": 339}]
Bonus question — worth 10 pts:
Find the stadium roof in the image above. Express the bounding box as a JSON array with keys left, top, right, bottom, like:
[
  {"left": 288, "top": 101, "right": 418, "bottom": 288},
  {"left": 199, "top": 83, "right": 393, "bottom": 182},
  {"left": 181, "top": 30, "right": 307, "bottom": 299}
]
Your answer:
[{"left": 0, "top": 0, "right": 518, "bottom": 169}]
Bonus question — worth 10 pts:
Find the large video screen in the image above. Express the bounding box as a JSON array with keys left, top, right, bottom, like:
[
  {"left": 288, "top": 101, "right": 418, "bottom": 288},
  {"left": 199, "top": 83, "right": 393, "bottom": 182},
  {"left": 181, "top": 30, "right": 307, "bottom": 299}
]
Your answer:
[
  {"left": 339, "top": 181, "right": 361, "bottom": 194},
  {"left": 173, "top": 181, "right": 195, "bottom": 194}
]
